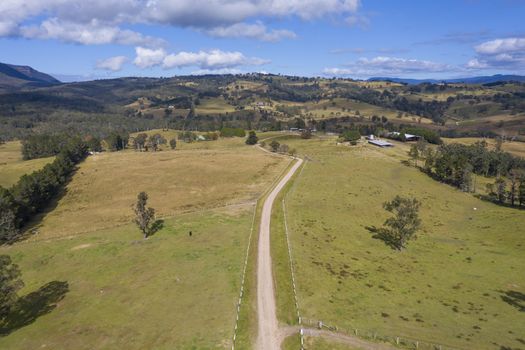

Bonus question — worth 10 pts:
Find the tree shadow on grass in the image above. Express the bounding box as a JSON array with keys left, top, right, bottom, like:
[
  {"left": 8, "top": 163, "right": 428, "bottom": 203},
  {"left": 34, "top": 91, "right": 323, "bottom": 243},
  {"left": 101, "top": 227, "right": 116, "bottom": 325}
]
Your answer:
[
  {"left": 499, "top": 290, "right": 525, "bottom": 312},
  {"left": 0, "top": 281, "right": 69, "bottom": 336},
  {"left": 147, "top": 219, "right": 164, "bottom": 238},
  {"left": 365, "top": 225, "right": 399, "bottom": 251}
]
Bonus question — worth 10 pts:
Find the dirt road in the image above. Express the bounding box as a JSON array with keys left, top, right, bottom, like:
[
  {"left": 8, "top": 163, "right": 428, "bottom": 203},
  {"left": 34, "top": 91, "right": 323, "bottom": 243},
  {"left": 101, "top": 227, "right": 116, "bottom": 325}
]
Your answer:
[{"left": 256, "top": 157, "right": 303, "bottom": 350}]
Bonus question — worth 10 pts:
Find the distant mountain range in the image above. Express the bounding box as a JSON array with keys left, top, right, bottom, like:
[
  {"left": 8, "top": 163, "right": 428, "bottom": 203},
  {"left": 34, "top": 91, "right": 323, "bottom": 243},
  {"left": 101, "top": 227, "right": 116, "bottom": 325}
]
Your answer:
[
  {"left": 367, "top": 74, "right": 525, "bottom": 85},
  {"left": 0, "top": 62, "right": 60, "bottom": 89},
  {"left": 1, "top": 61, "right": 525, "bottom": 90}
]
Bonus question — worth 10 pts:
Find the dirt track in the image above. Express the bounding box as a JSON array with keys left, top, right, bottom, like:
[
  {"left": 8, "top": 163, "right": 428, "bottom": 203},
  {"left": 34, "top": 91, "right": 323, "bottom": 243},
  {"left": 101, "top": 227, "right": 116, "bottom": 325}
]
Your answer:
[{"left": 256, "top": 157, "right": 303, "bottom": 350}]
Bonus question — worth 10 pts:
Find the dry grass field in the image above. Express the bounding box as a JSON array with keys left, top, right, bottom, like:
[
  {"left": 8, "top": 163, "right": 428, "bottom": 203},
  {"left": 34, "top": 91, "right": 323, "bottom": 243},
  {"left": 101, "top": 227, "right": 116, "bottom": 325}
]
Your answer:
[
  {"left": 0, "top": 141, "right": 54, "bottom": 188},
  {"left": 0, "top": 132, "right": 291, "bottom": 349},
  {"left": 28, "top": 138, "right": 289, "bottom": 240}
]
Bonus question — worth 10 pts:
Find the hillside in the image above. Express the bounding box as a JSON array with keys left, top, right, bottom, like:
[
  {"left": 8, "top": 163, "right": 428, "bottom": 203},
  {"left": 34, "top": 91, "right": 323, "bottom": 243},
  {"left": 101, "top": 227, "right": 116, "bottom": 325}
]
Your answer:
[
  {"left": 0, "top": 73, "right": 524, "bottom": 141},
  {"left": 0, "top": 62, "right": 60, "bottom": 90}
]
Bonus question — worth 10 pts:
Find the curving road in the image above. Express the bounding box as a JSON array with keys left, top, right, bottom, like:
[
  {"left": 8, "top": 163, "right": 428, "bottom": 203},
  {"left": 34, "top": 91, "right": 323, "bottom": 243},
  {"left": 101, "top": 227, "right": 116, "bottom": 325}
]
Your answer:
[{"left": 256, "top": 157, "right": 303, "bottom": 350}]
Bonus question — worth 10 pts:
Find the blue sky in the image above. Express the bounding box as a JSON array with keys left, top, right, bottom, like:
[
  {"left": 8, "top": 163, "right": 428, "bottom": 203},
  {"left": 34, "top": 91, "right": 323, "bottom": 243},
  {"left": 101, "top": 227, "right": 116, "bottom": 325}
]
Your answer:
[{"left": 0, "top": 0, "right": 524, "bottom": 81}]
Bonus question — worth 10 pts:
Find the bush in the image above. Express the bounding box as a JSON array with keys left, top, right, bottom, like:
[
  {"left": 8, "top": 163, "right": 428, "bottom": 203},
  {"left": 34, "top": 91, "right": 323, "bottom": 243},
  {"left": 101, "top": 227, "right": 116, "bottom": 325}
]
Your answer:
[
  {"left": 245, "top": 131, "right": 258, "bottom": 145},
  {"left": 270, "top": 140, "right": 280, "bottom": 152},
  {"left": 340, "top": 130, "right": 361, "bottom": 142}
]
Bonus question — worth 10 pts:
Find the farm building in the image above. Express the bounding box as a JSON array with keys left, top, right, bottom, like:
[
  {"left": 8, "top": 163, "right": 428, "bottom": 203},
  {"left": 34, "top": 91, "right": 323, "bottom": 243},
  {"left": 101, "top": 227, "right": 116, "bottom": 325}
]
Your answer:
[
  {"left": 368, "top": 139, "right": 394, "bottom": 148},
  {"left": 388, "top": 131, "right": 420, "bottom": 141}
]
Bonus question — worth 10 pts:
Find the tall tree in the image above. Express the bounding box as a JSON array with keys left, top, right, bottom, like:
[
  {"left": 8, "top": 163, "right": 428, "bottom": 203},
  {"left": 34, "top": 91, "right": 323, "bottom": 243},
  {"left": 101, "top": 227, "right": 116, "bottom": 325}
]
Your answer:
[
  {"left": 0, "top": 188, "right": 18, "bottom": 244},
  {"left": 381, "top": 196, "right": 422, "bottom": 250},
  {"left": 0, "top": 255, "right": 24, "bottom": 319},
  {"left": 495, "top": 178, "right": 507, "bottom": 204},
  {"left": 518, "top": 175, "right": 525, "bottom": 207},
  {"left": 460, "top": 163, "right": 473, "bottom": 193},
  {"left": 408, "top": 144, "right": 419, "bottom": 167},
  {"left": 133, "top": 192, "right": 155, "bottom": 239}
]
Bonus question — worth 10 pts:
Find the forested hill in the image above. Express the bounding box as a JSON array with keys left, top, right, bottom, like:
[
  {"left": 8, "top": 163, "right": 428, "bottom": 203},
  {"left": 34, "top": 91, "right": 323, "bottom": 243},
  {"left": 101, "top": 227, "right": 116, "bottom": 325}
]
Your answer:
[
  {"left": 0, "top": 62, "right": 60, "bottom": 90},
  {"left": 0, "top": 73, "right": 524, "bottom": 141}
]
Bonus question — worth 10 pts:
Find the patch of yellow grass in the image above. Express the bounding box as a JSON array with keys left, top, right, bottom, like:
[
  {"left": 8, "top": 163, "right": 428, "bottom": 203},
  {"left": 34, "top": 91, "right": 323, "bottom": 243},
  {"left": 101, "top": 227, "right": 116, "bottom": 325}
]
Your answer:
[{"left": 29, "top": 144, "right": 289, "bottom": 239}]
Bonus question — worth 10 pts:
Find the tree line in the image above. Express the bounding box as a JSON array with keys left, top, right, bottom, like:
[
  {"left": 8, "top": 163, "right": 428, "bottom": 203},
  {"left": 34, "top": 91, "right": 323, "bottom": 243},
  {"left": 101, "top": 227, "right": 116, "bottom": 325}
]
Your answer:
[
  {"left": 411, "top": 140, "right": 525, "bottom": 207},
  {"left": 0, "top": 137, "right": 88, "bottom": 243}
]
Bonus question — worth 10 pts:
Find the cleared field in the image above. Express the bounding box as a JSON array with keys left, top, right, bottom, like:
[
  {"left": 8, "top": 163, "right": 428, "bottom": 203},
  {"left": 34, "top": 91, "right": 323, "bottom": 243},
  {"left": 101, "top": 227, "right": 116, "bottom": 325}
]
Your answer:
[
  {"left": 443, "top": 137, "right": 525, "bottom": 158},
  {"left": 278, "top": 98, "right": 431, "bottom": 125},
  {"left": 28, "top": 139, "right": 289, "bottom": 240},
  {"left": 0, "top": 141, "right": 54, "bottom": 188},
  {"left": 195, "top": 97, "right": 236, "bottom": 114},
  {"left": 0, "top": 208, "right": 253, "bottom": 349},
  {"left": 272, "top": 135, "right": 525, "bottom": 350}
]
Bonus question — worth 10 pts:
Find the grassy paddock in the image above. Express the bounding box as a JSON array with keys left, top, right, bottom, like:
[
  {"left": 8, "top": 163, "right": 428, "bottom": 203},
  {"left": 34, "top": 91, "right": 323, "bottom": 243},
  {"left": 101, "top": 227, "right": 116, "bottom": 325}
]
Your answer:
[
  {"left": 275, "top": 136, "right": 524, "bottom": 350},
  {"left": 28, "top": 143, "right": 288, "bottom": 240},
  {"left": 0, "top": 208, "right": 254, "bottom": 349},
  {"left": 0, "top": 141, "right": 54, "bottom": 188}
]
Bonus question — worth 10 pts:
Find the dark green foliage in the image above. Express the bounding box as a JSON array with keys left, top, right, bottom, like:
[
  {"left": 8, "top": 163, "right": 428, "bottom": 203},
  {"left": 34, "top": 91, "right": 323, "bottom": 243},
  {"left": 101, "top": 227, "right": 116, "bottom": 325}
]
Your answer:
[
  {"left": 402, "top": 127, "right": 442, "bottom": 144},
  {"left": 147, "top": 133, "right": 166, "bottom": 151},
  {"left": 0, "top": 188, "right": 19, "bottom": 244},
  {"left": 105, "top": 132, "right": 128, "bottom": 151},
  {"left": 169, "top": 138, "right": 177, "bottom": 149},
  {"left": 220, "top": 127, "right": 246, "bottom": 138},
  {"left": 133, "top": 133, "right": 148, "bottom": 151},
  {"left": 245, "top": 131, "right": 258, "bottom": 145},
  {"left": 1, "top": 137, "right": 88, "bottom": 243},
  {"left": 85, "top": 136, "right": 102, "bottom": 152},
  {"left": 373, "top": 196, "right": 422, "bottom": 250},
  {"left": 133, "top": 192, "right": 156, "bottom": 239},
  {"left": 421, "top": 141, "right": 525, "bottom": 207},
  {"left": 0, "top": 255, "right": 24, "bottom": 319},
  {"left": 340, "top": 130, "right": 361, "bottom": 142},
  {"left": 21, "top": 134, "right": 72, "bottom": 160}
]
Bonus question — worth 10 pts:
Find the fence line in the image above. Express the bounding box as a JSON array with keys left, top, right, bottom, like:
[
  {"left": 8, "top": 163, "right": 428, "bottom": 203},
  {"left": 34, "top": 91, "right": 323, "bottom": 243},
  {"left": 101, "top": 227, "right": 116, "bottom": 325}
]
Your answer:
[
  {"left": 300, "top": 317, "right": 460, "bottom": 350},
  {"left": 230, "top": 156, "right": 295, "bottom": 350},
  {"left": 282, "top": 160, "right": 308, "bottom": 349}
]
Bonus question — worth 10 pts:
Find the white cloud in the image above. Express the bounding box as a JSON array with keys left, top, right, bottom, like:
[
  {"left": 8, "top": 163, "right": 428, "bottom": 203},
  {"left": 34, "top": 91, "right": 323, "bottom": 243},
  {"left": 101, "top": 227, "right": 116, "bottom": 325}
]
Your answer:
[
  {"left": 324, "top": 56, "right": 454, "bottom": 77},
  {"left": 146, "top": 0, "right": 360, "bottom": 26},
  {"left": 132, "top": 47, "right": 269, "bottom": 70},
  {"left": 467, "top": 37, "right": 525, "bottom": 70},
  {"left": 0, "top": 0, "right": 361, "bottom": 45},
  {"left": 205, "top": 22, "right": 296, "bottom": 42},
  {"left": 466, "top": 58, "right": 488, "bottom": 69},
  {"left": 163, "top": 49, "right": 269, "bottom": 69},
  {"left": 96, "top": 56, "right": 128, "bottom": 71},
  {"left": 20, "top": 18, "right": 164, "bottom": 47},
  {"left": 191, "top": 68, "right": 243, "bottom": 75},
  {"left": 134, "top": 47, "right": 167, "bottom": 68},
  {"left": 356, "top": 56, "right": 450, "bottom": 73},
  {"left": 475, "top": 37, "right": 525, "bottom": 55}
]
